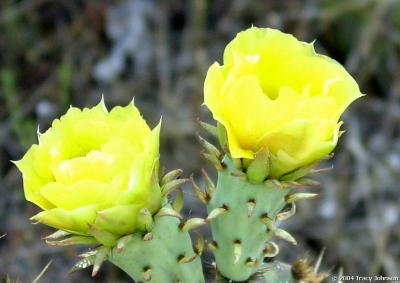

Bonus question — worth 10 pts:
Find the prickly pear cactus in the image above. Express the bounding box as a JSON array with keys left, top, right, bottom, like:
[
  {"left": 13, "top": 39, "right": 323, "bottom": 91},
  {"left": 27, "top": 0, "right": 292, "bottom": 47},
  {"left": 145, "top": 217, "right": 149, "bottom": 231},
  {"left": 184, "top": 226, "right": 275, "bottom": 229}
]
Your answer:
[
  {"left": 206, "top": 157, "right": 293, "bottom": 281},
  {"left": 109, "top": 213, "right": 205, "bottom": 283}
]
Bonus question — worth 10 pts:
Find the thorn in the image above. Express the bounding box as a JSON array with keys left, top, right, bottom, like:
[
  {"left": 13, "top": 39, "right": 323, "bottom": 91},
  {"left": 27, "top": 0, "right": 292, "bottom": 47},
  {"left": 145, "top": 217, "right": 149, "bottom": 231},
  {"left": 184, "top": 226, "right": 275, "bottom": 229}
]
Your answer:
[
  {"left": 314, "top": 247, "right": 326, "bottom": 273},
  {"left": 177, "top": 254, "right": 197, "bottom": 264},
  {"left": 77, "top": 250, "right": 97, "bottom": 258},
  {"left": 247, "top": 199, "right": 256, "bottom": 218},
  {"left": 207, "top": 205, "right": 228, "bottom": 221},
  {"left": 310, "top": 165, "right": 334, "bottom": 175},
  {"left": 46, "top": 235, "right": 97, "bottom": 246},
  {"left": 179, "top": 218, "right": 207, "bottom": 232},
  {"left": 202, "top": 153, "right": 224, "bottom": 171},
  {"left": 281, "top": 180, "right": 305, "bottom": 189},
  {"left": 274, "top": 228, "right": 297, "bottom": 246},
  {"left": 161, "top": 169, "right": 183, "bottom": 186},
  {"left": 201, "top": 169, "right": 216, "bottom": 195},
  {"left": 338, "top": 267, "right": 344, "bottom": 283},
  {"left": 264, "top": 179, "right": 282, "bottom": 189},
  {"left": 230, "top": 171, "right": 247, "bottom": 180},
  {"left": 233, "top": 240, "right": 242, "bottom": 264},
  {"left": 143, "top": 232, "right": 153, "bottom": 241},
  {"left": 245, "top": 258, "right": 260, "bottom": 268},
  {"left": 260, "top": 213, "right": 274, "bottom": 228},
  {"left": 190, "top": 176, "right": 209, "bottom": 204},
  {"left": 280, "top": 163, "right": 316, "bottom": 181},
  {"left": 92, "top": 246, "right": 109, "bottom": 277},
  {"left": 296, "top": 177, "right": 321, "bottom": 187},
  {"left": 42, "top": 230, "right": 70, "bottom": 240},
  {"left": 276, "top": 202, "right": 296, "bottom": 221},
  {"left": 286, "top": 193, "right": 319, "bottom": 203},
  {"left": 143, "top": 267, "right": 152, "bottom": 281},
  {"left": 117, "top": 235, "right": 133, "bottom": 252},
  {"left": 70, "top": 256, "right": 95, "bottom": 273},
  {"left": 161, "top": 178, "right": 188, "bottom": 197},
  {"left": 194, "top": 233, "right": 205, "bottom": 256},
  {"left": 155, "top": 207, "right": 182, "bottom": 220},
  {"left": 198, "top": 134, "right": 222, "bottom": 159},
  {"left": 172, "top": 188, "right": 184, "bottom": 213},
  {"left": 211, "top": 261, "right": 217, "bottom": 271},
  {"left": 323, "top": 152, "right": 335, "bottom": 160},
  {"left": 198, "top": 120, "right": 218, "bottom": 137},
  {"left": 207, "top": 240, "right": 218, "bottom": 252},
  {"left": 263, "top": 241, "right": 279, "bottom": 258},
  {"left": 32, "top": 260, "right": 52, "bottom": 283}
]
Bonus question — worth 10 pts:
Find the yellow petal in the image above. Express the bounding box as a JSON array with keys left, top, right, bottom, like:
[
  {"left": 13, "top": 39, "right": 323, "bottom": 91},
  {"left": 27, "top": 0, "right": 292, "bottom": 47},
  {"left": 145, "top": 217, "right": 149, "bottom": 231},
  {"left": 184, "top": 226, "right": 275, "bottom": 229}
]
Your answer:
[
  {"left": 94, "top": 204, "right": 142, "bottom": 235},
  {"left": 109, "top": 102, "right": 151, "bottom": 148},
  {"left": 276, "top": 55, "right": 362, "bottom": 114},
  {"left": 40, "top": 180, "right": 120, "bottom": 210},
  {"left": 267, "top": 119, "right": 341, "bottom": 177},
  {"left": 220, "top": 75, "right": 271, "bottom": 157},
  {"left": 31, "top": 205, "right": 98, "bottom": 235},
  {"left": 223, "top": 27, "right": 312, "bottom": 99},
  {"left": 14, "top": 145, "right": 54, "bottom": 209}
]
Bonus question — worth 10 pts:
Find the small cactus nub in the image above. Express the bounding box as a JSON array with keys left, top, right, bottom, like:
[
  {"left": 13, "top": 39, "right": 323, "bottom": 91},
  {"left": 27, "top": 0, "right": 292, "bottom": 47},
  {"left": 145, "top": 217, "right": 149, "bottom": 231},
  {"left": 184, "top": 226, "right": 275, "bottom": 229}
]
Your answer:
[
  {"left": 142, "top": 266, "right": 152, "bottom": 281},
  {"left": 233, "top": 240, "right": 242, "bottom": 264}
]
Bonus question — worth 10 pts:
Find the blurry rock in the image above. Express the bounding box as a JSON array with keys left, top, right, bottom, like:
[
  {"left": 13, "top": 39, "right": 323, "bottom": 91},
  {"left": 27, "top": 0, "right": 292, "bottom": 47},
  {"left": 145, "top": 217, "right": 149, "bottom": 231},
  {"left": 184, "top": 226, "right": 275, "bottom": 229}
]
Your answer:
[{"left": 93, "top": 0, "right": 154, "bottom": 83}]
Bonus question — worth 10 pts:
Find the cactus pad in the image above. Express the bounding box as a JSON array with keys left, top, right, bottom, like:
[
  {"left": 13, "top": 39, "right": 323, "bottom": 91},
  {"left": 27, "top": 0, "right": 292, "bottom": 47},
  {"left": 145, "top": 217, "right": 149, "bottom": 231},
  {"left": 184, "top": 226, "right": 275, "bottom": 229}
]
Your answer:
[
  {"left": 207, "top": 157, "right": 291, "bottom": 281},
  {"left": 109, "top": 214, "right": 205, "bottom": 283}
]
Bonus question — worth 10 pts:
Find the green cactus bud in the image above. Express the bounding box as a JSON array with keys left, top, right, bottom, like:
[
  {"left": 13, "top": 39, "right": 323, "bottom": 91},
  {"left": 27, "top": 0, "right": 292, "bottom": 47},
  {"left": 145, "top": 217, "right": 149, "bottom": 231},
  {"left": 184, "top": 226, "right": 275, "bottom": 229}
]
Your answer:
[
  {"left": 198, "top": 134, "right": 222, "bottom": 159},
  {"left": 137, "top": 208, "right": 154, "bottom": 232},
  {"left": 246, "top": 147, "right": 270, "bottom": 183},
  {"left": 217, "top": 122, "right": 228, "bottom": 150},
  {"left": 198, "top": 120, "right": 218, "bottom": 137},
  {"left": 161, "top": 169, "right": 183, "bottom": 186}
]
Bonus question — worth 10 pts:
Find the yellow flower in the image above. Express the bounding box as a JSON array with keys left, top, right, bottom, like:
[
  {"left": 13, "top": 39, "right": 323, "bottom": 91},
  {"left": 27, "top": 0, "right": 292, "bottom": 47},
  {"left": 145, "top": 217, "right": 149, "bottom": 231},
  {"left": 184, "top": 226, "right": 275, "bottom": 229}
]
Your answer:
[
  {"left": 15, "top": 99, "right": 162, "bottom": 245},
  {"left": 204, "top": 27, "right": 362, "bottom": 178}
]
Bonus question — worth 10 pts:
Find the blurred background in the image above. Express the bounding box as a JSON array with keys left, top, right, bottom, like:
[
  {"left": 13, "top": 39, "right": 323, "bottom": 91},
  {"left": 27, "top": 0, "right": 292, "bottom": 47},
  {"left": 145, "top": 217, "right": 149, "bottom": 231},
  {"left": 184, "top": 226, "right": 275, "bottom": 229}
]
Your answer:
[{"left": 0, "top": 0, "right": 399, "bottom": 282}]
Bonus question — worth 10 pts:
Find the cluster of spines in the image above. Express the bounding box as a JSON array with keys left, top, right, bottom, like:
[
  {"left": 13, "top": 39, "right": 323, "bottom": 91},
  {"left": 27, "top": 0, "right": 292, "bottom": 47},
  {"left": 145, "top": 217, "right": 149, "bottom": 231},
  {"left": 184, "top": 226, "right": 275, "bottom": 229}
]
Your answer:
[{"left": 259, "top": 250, "right": 329, "bottom": 283}]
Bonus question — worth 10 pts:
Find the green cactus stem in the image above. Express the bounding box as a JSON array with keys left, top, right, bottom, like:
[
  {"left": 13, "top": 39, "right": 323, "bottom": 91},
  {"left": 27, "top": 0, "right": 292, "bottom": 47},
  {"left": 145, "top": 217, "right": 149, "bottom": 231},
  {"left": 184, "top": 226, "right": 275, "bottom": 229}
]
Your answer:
[
  {"left": 108, "top": 213, "right": 205, "bottom": 283},
  {"left": 206, "top": 156, "right": 295, "bottom": 281}
]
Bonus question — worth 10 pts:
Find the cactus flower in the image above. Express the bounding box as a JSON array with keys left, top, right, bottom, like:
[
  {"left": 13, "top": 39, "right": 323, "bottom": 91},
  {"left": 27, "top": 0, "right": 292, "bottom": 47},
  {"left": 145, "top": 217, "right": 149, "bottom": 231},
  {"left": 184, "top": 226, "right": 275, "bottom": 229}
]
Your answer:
[
  {"left": 204, "top": 27, "right": 362, "bottom": 178},
  {"left": 15, "top": 100, "right": 162, "bottom": 245}
]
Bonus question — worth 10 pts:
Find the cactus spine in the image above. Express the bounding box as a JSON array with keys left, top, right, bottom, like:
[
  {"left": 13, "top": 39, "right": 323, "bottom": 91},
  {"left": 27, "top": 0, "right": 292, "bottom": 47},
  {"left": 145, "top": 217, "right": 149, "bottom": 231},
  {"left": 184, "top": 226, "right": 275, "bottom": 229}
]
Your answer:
[{"left": 262, "top": 257, "right": 328, "bottom": 283}]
